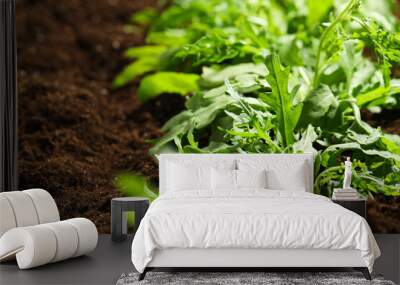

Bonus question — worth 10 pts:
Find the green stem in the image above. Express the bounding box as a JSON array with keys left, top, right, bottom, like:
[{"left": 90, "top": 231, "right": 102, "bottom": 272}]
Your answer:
[
  {"left": 254, "top": 121, "right": 282, "bottom": 152},
  {"left": 351, "top": 16, "right": 370, "bottom": 32},
  {"left": 314, "top": 165, "right": 343, "bottom": 194}
]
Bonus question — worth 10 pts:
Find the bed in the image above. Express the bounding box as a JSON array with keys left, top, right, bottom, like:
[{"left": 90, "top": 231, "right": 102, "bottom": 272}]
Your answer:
[{"left": 131, "top": 154, "right": 380, "bottom": 280}]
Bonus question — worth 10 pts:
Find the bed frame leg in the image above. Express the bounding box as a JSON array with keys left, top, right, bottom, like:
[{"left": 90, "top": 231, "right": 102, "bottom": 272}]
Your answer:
[
  {"left": 354, "top": 267, "right": 371, "bottom": 280},
  {"left": 138, "top": 268, "right": 148, "bottom": 281}
]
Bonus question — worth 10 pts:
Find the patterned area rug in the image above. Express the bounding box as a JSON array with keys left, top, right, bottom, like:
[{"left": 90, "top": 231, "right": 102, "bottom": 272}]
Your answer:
[{"left": 116, "top": 272, "right": 395, "bottom": 285}]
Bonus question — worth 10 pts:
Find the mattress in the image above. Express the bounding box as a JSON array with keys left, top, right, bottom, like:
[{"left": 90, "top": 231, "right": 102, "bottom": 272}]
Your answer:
[{"left": 131, "top": 190, "right": 380, "bottom": 273}]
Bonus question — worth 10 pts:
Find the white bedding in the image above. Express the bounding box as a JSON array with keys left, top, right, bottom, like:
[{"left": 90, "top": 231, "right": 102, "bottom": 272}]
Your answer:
[{"left": 131, "top": 190, "right": 380, "bottom": 273}]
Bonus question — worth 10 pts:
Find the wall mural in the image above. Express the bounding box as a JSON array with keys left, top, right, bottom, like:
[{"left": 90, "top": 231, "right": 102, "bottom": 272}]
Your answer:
[{"left": 17, "top": 0, "right": 399, "bottom": 234}]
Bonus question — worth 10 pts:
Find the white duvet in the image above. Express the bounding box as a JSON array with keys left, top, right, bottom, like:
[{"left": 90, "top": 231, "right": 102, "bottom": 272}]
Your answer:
[{"left": 131, "top": 190, "right": 380, "bottom": 273}]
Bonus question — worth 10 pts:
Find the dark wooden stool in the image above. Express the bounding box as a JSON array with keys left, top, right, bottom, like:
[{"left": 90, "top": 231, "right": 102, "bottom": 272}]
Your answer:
[{"left": 111, "top": 197, "right": 149, "bottom": 242}]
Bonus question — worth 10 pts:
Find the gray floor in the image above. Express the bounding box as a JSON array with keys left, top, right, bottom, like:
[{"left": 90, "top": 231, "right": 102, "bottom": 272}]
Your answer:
[
  {"left": 1, "top": 234, "right": 398, "bottom": 285},
  {"left": 0, "top": 235, "right": 134, "bottom": 285}
]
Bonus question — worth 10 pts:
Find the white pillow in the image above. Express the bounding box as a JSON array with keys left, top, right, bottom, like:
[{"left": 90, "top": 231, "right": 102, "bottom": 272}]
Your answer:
[
  {"left": 236, "top": 169, "right": 267, "bottom": 189},
  {"left": 212, "top": 168, "right": 237, "bottom": 190},
  {"left": 212, "top": 168, "right": 268, "bottom": 191},
  {"left": 266, "top": 168, "right": 307, "bottom": 192},
  {"left": 167, "top": 163, "right": 212, "bottom": 191},
  {"left": 237, "top": 158, "right": 308, "bottom": 191}
]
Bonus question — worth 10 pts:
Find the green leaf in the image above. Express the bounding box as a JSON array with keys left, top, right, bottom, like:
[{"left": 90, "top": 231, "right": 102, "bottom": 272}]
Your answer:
[
  {"left": 112, "top": 57, "right": 159, "bottom": 88},
  {"left": 359, "top": 0, "right": 396, "bottom": 31},
  {"left": 161, "top": 110, "right": 192, "bottom": 132},
  {"left": 114, "top": 173, "right": 158, "bottom": 201},
  {"left": 276, "top": 35, "right": 304, "bottom": 66},
  {"left": 293, "top": 125, "right": 318, "bottom": 155},
  {"left": 124, "top": 45, "right": 167, "bottom": 59},
  {"left": 350, "top": 102, "right": 378, "bottom": 135},
  {"left": 264, "top": 54, "right": 302, "bottom": 147},
  {"left": 297, "top": 85, "right": 338, "bottom": 129},
  {"left": 138, "top": 72, "right": 200, "bottom": 102},
  {"left": 356, "top": 86, "right": 390, "bottom": 107},
  {"left": 151, "top": 94, "right": 235, "bottom": 154},
  {"left": 315, "top": 162, "right": 400, "bottom": 197},
  {"left": 347, "top": 129, "right": 381, "bottom": 146},
  {"left": 313, "top": 0, "right": 361, "bottom": 88},
  {"left": 130, "top": 8, "right": 158, "bottom": 25},
  {"left": 203, "top": 75, "right": 264, "bottom": 100},
  {"left": 349, "top": 60, "right": 381, "bottom": 95},
  {"left": 321, "top": 142, "right": 400, "bottom": 167},
  {"left": 175, "top": 31, "right": 245, "bottom": 66},
  {"left": 307, "top": 0, "right": 333, "bottom": 28},
  {"left": 379, "top": 134, "right": 400, "bottom": 155},
  {"left": 191, "top": 95, "right": 235, "bottom": 129},
  {"left": 150, "top": 123, "right": 189, "bottom": 155},
  {"left": 146, "top": 29, "right": 189, "bottom": 46},
  {"left": 182, "top": 141, "right": 238, "bottom": 154},
  {"left": 200, "top": 63, "right": 267, "bottom": 88}
]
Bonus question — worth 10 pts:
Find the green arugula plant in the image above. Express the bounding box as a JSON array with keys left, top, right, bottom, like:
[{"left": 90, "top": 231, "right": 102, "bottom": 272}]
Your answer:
[{"left": 115, "top": 0, "right": 400, "bottom": 199}]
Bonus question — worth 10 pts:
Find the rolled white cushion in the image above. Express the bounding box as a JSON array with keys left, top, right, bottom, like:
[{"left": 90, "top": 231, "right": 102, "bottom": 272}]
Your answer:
[
  {"left": 42, "top": 221, "right": 79, "bottom": 262},
  {"left": 0, "top": 218, "right": 98, "bottom": 269},
  {"left": 0, "top": 226, "right": 57, "bottom": 269},
  {"left": 65, "top": 218, "right": 98, "bottom": 257},
  {"left": 23, "top": 189, "right": 60, "bottom": 223},
  {"left": 0, "top": 191, "right": 39, "bottom": 227},
  {"left": 0, "top": 196, "right": 17, "bottom": 237}
]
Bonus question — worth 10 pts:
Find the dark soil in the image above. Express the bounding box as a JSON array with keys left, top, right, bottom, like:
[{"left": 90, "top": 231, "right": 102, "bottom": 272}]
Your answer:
[
  {"left": 16, "top": 0, "right": 399, "bottom": 234},
  {"left": 361, "top": 109, "right": 400, "bottom": 135},
  {"left": 368, "top": 195, "right": 400, "bottom": 234},
  {"left": 16, "top": 0, "right": 184, "bottom": 233}
]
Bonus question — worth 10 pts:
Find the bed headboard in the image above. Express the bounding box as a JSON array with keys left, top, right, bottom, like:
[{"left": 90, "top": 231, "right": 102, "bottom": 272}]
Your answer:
[{"left": 159, "top": 153, "right": 314, "bottom": 195}]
